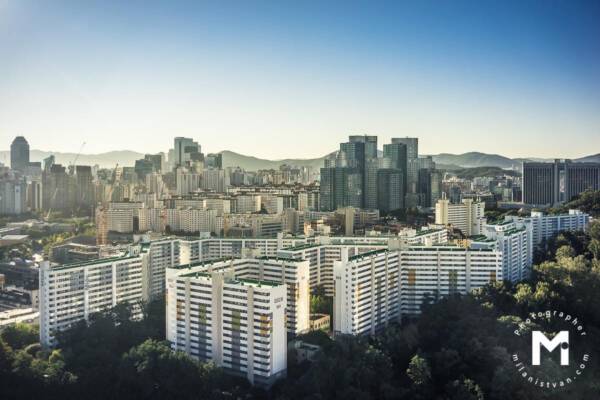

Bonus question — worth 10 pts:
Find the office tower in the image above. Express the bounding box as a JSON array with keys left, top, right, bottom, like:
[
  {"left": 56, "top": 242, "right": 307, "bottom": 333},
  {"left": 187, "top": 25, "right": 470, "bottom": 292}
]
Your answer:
[
  {"left": 563, "top": 160, "right": 600, "bottom": 202},
  {"left": 10, "top": 136, "right": 30, "bottom": 172},
  {"left": 205, "top": 153, "right": 223, "bottom": 169},
  {"left": 319, "top": 168, "right": 336, "bottom": 211},
  {"left": 144, "top": 153, "right": 163, "bottom": 173},
  {"left": 449, "top": 185, "right": 462, "bottom": 204},
  {"left": 523, "top": 159, "right": 600, "bottom": 205},
  {"left": 0, "top": 177, "right": 27, "bottom": 214},
  {"left": 522, "top": 160, "right": 560, "bottom": 205},
  {"left": 418, "top": 168, "right": 442, "bottom": 208},
  {"left": 377, "top": 168, "right": 404, "bottom": 212},
  {"left": 319, "top": 167, "right": 362, "bottom": 211},
  {"left": 383, "top": 142, "right": 408, "bottom": 194},
  {"left": 173, "top": 137, "right": 202, "bottom": 169},
  {"left": 391, "top": 137, "right": 418, "bottom": 193},
  {"left": 435, "top": 198, "right": 486, "bottom": 236},
  {"left": 43, "top": 164, "right": 69, "bottom": 212},
  {"left": 75, "top": 165, "right": 95, "bottom": 213},
  {"left": 349, "top": 135, "right": 378, "bottom": 159},
  {"left": 134, "top": 159, "right": 154, "bottom": 181},
  {"left": 364, "top": 157, "right": 390, "bottom": 210}
]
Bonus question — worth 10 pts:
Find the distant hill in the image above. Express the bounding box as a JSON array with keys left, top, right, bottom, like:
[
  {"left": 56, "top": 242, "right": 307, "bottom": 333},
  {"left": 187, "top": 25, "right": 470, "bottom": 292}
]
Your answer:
[
  {"left": 449, "top": 166, "right": 521, "bottom": 179},
  {"left": 0, "top": 149, "right": 144, "bottom": 168},
  {"left": 430, "top": 152, "right": 526, "bottom": 169},
  {"left": 575, "top": 153, "right": 600, "bottom": 163},
  {"left": 0, "top": 148, "right": 597, "bottom": 171},
  {"left": 220, "top": 150, "right": 330, "bottom": 170}
]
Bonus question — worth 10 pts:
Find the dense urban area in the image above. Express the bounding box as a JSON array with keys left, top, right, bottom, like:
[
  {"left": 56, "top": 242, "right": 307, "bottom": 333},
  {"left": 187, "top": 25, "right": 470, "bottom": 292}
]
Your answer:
[{"left": 1, "top": 135, "right": 599, "bottom": 399}]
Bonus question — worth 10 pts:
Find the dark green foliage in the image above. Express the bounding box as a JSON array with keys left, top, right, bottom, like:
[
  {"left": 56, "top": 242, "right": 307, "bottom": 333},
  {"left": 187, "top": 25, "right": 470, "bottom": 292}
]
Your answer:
[
  {"left": 549, "top": 190, "right": 600, "bottom": 217},
  {"left": 0, "top": 323, "right": 39, "bottom": 350}
]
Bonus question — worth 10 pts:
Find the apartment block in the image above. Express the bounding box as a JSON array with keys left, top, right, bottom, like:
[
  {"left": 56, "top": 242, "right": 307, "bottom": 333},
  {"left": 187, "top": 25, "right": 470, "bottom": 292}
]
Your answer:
[
  {"left": 435, "top": 198, "right": 486, "bottom": 236},
  {"left": 333, "top": 244, "right": 502, "bottom": 335},
  {"left": 505, "top": 209, "right": 589, "bottom": 245}
]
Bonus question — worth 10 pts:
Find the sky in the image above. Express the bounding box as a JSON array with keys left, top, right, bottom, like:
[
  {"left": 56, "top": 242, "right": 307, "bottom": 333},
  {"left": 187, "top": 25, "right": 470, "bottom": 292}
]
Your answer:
[{"left": 1, "top": 0, "right": 599, "bottom": 159}]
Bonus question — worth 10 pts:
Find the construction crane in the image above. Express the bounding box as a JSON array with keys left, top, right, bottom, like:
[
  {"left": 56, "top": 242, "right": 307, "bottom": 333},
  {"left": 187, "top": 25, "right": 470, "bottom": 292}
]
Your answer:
[{"left": 45, "top": 142, "right": 86, "bottom": 221}]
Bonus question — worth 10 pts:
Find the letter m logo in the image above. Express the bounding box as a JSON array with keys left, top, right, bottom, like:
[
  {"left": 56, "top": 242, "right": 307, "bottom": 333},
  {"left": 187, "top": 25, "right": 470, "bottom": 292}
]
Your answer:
[{"left": 532, "top": 331, "right": 569, "bottom": 366}]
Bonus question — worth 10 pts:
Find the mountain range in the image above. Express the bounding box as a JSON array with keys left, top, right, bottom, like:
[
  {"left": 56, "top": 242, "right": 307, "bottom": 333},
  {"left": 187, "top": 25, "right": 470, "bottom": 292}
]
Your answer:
[{"left": 1, "top": 149, "right": 598, "bottom": 171}]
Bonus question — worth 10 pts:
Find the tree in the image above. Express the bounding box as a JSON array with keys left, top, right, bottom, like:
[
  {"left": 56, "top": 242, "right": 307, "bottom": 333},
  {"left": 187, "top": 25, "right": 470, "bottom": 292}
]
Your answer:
[
  {"left": 116, "top": 339, "right": 228, "bottom": 400},
  {"left": 407, "top": 354, "right": 431, "bottom": 386},
  {"left": 0, "top": 323, "right": 38, "bottom": 350}
]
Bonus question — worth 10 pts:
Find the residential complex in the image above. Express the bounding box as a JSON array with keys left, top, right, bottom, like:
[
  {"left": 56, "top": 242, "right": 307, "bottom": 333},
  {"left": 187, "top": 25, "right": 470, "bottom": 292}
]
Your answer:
[{"left": 334, "top": 244, "right": 502, "bottom": 335}]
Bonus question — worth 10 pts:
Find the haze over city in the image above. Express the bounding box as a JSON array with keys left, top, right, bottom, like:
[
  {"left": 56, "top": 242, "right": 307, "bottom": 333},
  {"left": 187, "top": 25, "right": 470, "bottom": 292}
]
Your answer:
[{"left": 1, "top": 0, "right": 599, "bottom": 159}]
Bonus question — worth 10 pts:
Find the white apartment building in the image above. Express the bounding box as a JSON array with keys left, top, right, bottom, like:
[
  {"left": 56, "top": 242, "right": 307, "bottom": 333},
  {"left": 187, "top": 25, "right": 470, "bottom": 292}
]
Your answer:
[
  {"left": 435, "top": 198, "right": 486, "bottom": 236},
  {"left": 333, "top": 244, "right": 502, "bottom": 335},
  {"left": 39, "top": 239, "right": 180, "bottom": 347},
  {"left": 174, "top": 257, "right": 310, "bottom": 336},
  {"left": 166, "top": 267, "right": 288, "bottom": 387},
  {"left": 277, "top": 242, "right": 388, "bottom": 296},
  {"left": 399, "top": 246, "right": 502, "bottom": 315},
  {"left": 232, "top": 195, "right": 262, "bottom": 213},
  {"left": 202, "top": 169, "right": 230, "bottom": 193},
  {"left": 164, "top": 208, "right": 217, "bottom": 234},
  {"left": 39, "top": 252, "right": 144, "bottom": 347},
  {"left": 334, "top": 249, "right": 401, "bottom": 335},
  {"left": 176, "top": 169, "right": 202, "bottom": 196},
  {"left": 473, "top": 221, "right": 533, "bottom": 283},
  {"left": 142, "top": 238, "right": 181, "bottom": 300},
  {"left": 505, "top": 209, "right": 590, "bottom": 245}
]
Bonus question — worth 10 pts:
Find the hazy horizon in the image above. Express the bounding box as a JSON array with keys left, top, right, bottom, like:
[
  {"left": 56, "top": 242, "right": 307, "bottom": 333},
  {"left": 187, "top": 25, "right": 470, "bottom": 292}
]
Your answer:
[{"left": 1, "top": 1, "right": 599, "bottom": 159}]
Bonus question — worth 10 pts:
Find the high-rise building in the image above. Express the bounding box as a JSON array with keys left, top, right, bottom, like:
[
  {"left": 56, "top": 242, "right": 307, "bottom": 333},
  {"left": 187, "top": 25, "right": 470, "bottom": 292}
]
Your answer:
[
  {"left": 205, "top": 153, "right": 223, "bottom": 169},
  {"left": 522, "top": 159, "right": 600, "bottom": 205},
  {"left": 391, "top": 137, "right": 418, "bottom": 193},
  {"left": 319, "top": 167, "right": 362, "bottom": 211},
  {"left": 564, "top": 160, "right": 600, "bottom": 202},
  {"left": 10, "top": 136, "right": 30, "bottom": 172},
  {"left": 522, "top": 160, "right": 560, "bottom": 205},
  {"left": 173, "top": 137, "right": 203, "bottom": 169},
  {"left": 383, "top": 142, "right": 408, "bottom": 195},
  {"left": 43, "top": 164, "right": 69, "bottom": 212},
  {"left": 166, "top": 266, "right": 288, "bottom": 387},
  {"left": 75, "top": 165, "right": 95, "bottom": 213},
  {"left": 134, "top": 158, "right": 155, "bottom": 181},
  {"left": 349, "top": 135, "right": 378, "bottom": 159},
  {"left": 364, "top": 157, "right": 390, "bottom": 210},
  {"left": 377, "top": 168, "right": 404, "bottom": 212},
  {"left": 435, "top": 198, "right": 486, "bottom": 236},
  {"left": 333, "top": 244, "right": 502, "bottom": 334},
  {"left": 0, "top": 177, "right": 27, "bottom": 215},
  {"left": 418, "top": 168, "right": 442, "bottom": 208}
]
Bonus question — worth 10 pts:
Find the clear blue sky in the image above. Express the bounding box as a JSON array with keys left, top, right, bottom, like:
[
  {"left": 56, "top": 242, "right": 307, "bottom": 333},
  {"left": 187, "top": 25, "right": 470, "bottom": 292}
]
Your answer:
[{"left": 1, "top": 0, "right": 599, "bottom": 159}]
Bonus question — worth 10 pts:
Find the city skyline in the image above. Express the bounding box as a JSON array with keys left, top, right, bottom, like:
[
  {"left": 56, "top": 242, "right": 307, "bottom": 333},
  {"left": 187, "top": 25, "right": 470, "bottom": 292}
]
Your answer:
[{"left": 1, "top": 1, "right": 599, "bottom": 159}]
